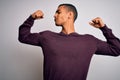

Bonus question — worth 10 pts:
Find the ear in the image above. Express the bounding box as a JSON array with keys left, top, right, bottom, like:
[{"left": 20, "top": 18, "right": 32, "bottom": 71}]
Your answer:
[{"left": 68, "top": 12, "right": 74, "bottom": 19}]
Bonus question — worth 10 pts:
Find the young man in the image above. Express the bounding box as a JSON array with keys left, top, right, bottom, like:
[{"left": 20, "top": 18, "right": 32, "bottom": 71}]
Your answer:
[{"left": 18, "top": 4, "right": 120, "bottom": 80}]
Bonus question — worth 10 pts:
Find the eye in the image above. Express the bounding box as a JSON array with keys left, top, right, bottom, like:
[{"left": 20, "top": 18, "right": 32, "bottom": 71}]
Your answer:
[
  {"left": 58, "top": 12, "right": 61, "bottom": 14},
  {"left": 56, "top": 10, "right": 61, "bottom": 14}
]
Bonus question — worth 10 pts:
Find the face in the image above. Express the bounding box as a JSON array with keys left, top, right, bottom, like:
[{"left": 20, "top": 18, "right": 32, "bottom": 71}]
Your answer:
[{"left": 54, "top": 6, "right": 69, "bottom": 26}]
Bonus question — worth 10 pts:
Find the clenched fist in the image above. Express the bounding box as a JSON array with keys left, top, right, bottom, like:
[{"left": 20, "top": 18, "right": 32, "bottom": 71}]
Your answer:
[
  {"left": 89, "top": 17, "right": 105, "bottom": 28},
  {"left": 32, "top": 10, "right": 44, "bottom": 19}
]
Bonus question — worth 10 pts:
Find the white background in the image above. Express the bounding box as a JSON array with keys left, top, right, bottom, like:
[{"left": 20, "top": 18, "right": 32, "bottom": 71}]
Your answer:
[{"left": 0, "top": 0, "right": 120, "bottom": 80}]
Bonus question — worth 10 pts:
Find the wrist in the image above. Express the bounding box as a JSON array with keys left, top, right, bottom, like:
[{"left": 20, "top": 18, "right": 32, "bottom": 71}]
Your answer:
[
  {"left": 31, "top": 14, "right": 36, "bottom": 19},
  {"left": 30, "top": 15, "right": 36, "bottom": 20},
  {"left": 99, "top": 24, "right": 107, "bottom": 30},
  {"left": 99, "top": 23, "right": 105, "bottom": 28}
]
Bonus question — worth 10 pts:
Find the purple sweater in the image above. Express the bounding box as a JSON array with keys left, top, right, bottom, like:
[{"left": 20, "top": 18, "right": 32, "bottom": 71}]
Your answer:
[{"left": 18, "top": 16, "right": 120, "bottom": 80}]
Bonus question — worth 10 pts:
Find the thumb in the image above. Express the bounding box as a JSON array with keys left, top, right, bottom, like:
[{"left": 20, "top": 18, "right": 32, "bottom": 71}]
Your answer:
[{"left": 89, "top": 22, "right": 94, "bottom": 26}]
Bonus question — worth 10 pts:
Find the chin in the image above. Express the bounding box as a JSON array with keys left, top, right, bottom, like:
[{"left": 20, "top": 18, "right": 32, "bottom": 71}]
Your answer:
[
  {"left": 55, "top": 23, "right": 62, "bottom": 26},
  {"left": 55, "top": 24, "right": 60, "bottom": 26}
]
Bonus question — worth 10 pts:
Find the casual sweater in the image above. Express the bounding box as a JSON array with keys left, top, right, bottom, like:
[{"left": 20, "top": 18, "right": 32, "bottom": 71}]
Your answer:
[{"left": 18, "top": 16, "right": 120, "bottom": 80}]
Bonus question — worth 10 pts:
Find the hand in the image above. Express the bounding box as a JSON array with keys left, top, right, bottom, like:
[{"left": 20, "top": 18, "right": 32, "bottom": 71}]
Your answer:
[
  {"left": 32, "top": 10, "right": 44, "bottom": 19},
  {"left": 89, "top": 17, "right": 105, "bottom": 28}
]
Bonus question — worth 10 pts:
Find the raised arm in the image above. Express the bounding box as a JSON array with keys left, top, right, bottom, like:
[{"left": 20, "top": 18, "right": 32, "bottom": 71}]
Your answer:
[
  {"left": 18, "top": 10, "right": 44, "bottom": 46},
  {"left": 89, "top": 17, "right": 120, "bottom": 56}
]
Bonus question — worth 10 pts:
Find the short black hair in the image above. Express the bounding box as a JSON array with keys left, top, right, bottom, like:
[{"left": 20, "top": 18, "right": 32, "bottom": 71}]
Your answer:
[{"left": 59, "top": 3, "right": 78, "bottom": 22}]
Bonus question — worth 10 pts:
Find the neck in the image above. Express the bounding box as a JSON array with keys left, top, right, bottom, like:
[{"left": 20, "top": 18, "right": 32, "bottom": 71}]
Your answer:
[{"left": 61, "top": 22, "right": 75, "bottom": 35}]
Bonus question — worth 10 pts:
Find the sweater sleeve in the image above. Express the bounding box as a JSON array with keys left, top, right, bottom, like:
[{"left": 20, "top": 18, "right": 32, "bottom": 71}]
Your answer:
[
  {"left": 95, "top": 25, "right": 120, "bottom": 56},
  {"left": 18, "top": 15, "right": 42, "bottom": 46}
]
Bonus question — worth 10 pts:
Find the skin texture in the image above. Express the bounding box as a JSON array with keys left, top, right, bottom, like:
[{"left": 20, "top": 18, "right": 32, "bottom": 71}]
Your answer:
[
  {"left": 89, "top": 17, "right": 105, "bottom": 28},
  {"left": 32, "top": 6, "right": 105, "bottom": 34},
  {"left": 32, "top": 10, "right": 44, "bottom": 19}
]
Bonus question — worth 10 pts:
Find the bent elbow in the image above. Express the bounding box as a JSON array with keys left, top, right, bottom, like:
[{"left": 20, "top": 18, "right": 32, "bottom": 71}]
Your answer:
[
  {"left": 112, "top": 54, "right": 120, "bottom": 57},
  {"left": 112, "top": 50, "right": 120, "bottom": 57},
  {"left": 18, "top": 36, "right": 26, "bottom": 43},
  {"left": 18, "top": 37, "right": 23, "bottom": 43}
]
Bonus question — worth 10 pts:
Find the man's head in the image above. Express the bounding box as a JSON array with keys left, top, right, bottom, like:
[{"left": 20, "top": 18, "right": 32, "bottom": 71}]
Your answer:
[
  {"left": 54, "top": 3, "right": 78, "bottom": 26},
  {"left": 59, "top": 4, "right": 78, "bottom": 21}
]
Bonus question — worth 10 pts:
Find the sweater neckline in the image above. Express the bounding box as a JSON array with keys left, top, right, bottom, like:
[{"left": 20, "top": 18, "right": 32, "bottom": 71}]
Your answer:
[{"left": 59, "top": 31, "right": 79, "bottom": 36}]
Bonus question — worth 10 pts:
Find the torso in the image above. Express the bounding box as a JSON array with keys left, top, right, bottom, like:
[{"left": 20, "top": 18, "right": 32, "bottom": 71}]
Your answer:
[{"left": 40, "top": 31, "right": 97, "bottom": 80}]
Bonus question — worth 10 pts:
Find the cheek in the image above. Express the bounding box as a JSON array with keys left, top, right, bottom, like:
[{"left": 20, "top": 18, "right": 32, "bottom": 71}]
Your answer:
[
  {"left": 56, "top": 16, "right": 63, "bottom": 23},
  {"left": 59, "top": 15, "right": 68, "bottom": 22}
]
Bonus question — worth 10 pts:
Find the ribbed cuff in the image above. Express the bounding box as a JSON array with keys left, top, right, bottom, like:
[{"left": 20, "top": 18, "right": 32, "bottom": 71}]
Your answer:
[{"left": 27, "top": 15, "right": 35, "bottom": 21}]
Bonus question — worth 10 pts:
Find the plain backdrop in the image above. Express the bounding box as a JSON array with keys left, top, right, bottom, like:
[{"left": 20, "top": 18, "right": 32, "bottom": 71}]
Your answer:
[{"left": 0, "top": 0, "right": 120, "bottom": 80}]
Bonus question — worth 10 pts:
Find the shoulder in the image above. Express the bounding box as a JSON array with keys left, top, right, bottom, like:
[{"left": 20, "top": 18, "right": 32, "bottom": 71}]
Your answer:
[
  {"left": 39, "top": 30, "right": 52, "bottom": 34},
  {"left": 81, "top": 34, "right": 98, "bottom": 41},
  {"left": 39, "top": 30, "right": 57, "bottom": 36},
  {"left": 79, "top": 34, "right": 95, "bottom": 38}
]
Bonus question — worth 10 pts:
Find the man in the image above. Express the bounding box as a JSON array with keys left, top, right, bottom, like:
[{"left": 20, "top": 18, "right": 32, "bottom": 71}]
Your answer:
[{"left": 18, "top": 4, "right": 120, "bottom": 80}]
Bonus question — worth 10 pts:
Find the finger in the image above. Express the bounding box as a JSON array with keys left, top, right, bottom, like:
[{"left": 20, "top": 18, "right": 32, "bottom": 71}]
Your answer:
[
  {"left": 35, "top": 15, "right": 38, "bottom": 19},
  {"left": 92, "top": 19, "right": 98, "bottom": 24},
  {"left": 92, "top": 19, "right": 97, "bottom": 24},
  {"left": 37, "top": 13, "right": 44, "bottom": 18},
  {"left": 89, "top": 22, "right": 95, "bottom": 26},
  {"left": 37, "top": 16, "right": 44, "bottom": 20},
  {"left": 40, "top": 14, "right": 44, "bottom": 18},
  {"left": 96, "top": 17, "right": 100, "bottom": 19}
]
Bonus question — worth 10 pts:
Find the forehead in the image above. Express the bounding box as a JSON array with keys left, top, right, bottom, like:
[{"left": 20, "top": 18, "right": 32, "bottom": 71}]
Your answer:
[{"left": 57, "top": 6, "right": 67, "bottom": 11}]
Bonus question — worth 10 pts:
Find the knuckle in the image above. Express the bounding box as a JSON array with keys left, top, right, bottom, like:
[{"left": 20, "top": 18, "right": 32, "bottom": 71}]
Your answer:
[{"left": 97, "top": 17, "right": 100, "bottom": 18}]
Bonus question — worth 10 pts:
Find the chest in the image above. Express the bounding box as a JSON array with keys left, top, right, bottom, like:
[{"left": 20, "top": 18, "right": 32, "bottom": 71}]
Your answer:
[{"left": 41, "top": 35, "right": 96, "bottom": 57}]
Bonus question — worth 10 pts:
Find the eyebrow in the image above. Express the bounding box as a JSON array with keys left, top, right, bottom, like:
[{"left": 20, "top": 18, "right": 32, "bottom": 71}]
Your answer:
[{"left": 56, "top": 10, "right": 60, "bottom": 13}]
